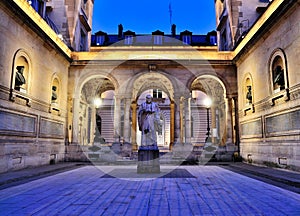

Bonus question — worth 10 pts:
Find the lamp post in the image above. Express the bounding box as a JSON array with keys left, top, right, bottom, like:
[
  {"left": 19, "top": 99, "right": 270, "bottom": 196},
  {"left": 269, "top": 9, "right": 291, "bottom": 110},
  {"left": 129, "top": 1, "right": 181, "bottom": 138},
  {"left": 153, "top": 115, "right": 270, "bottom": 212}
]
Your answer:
[
  {"left": 94, "top": 97, "right": 102, "bottom": 108},
  {"left": 203, "top": 97, "right": 212, "bottom": 143}
]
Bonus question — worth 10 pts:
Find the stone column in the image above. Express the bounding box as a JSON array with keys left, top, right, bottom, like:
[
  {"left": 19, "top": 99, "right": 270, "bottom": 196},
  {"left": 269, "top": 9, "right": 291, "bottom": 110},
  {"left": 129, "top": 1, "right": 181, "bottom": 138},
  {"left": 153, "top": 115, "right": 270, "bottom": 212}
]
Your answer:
[
  {"left": 123, "top": 98, "right": 131, "bottom": 143},
  {"left": 211, "top": 106, "right": 216, "bottom": 144},
  {"left": 174, "top": 97, "right": 181, "bottom": 144},
  {"left": 184, "top": 97, "right": 191, "bottom": 144},
  {"left": 226, "top": 97, "right": 233, "bottom": 144},
  {"left": 90, "top": 105, "right": 96, "bottom": 144},
  {"left": 131, "top": 102, "right": 137, "bottom": 151},
  {"left": 72, "top": 97, "right": 80, "bottom": 144},
  {"left": 180, "top": 97, "right": 184, "bottom": 143},
  {"left": 113, "top": 96, "right": 121, "bottom": 142},
  {"left": 170, "top": 101, "right": 175, "bottom": 149},
  {"left": 233, "top": 96, "right": 240, "bottom": 151}
]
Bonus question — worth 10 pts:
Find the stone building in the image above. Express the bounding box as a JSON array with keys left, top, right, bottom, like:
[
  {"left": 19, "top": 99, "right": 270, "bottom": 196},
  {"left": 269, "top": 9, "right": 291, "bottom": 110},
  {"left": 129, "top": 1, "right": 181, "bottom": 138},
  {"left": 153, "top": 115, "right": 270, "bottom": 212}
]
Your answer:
[{"left": 0, "top": 0, "right": 299, "bottom": 173}]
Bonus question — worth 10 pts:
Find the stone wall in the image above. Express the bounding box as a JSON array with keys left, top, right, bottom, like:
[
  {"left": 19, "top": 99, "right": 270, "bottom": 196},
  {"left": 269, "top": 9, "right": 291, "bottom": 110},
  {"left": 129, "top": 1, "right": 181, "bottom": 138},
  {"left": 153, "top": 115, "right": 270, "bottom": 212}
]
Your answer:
[
  {"left": 0, "top": 2, "right": 70, "bottom": 173},
  {"left": 237, "top": 2, "right": 300, "bottom": 170}
]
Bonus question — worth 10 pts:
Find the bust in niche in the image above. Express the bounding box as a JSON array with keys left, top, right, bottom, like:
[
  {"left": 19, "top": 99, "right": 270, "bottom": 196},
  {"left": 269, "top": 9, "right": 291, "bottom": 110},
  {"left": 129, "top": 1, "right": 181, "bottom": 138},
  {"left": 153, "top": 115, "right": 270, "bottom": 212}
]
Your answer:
[
  {"left": 51, "top": 86, "right": 58, "bottom": 103},
  {"left": 246, "top": 85, "right": 252, "bottom": 104},
  {"left": 14, "top": 66, "right": 26, "bottom": 91},
  {"left": 273, "top": 65, "right": 285, "bottom": 91}
]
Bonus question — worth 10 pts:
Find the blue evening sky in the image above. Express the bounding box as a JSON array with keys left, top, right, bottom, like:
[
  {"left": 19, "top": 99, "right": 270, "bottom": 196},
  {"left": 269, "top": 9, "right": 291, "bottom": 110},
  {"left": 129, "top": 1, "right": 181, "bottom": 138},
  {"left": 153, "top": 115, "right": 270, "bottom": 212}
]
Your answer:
[{"left": 92, "top": 0, "right": 216, "bottom": 35}]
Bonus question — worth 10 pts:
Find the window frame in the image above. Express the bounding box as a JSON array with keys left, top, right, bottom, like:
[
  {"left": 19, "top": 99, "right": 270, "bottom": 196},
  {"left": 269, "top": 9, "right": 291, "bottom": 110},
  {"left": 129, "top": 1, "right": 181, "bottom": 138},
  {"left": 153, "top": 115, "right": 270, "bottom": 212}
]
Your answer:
[
  {"left": 153, "top": 35, "right": 163, "bottom": 45},
  {"left": 124, "top": 35, "right": 133, "bottom": 45},
  {"left": 269, "top": 48, "right": 289, "bottom": 94},
  {"left": 182, "top": 35, "right": 191, "bottom": 45}
]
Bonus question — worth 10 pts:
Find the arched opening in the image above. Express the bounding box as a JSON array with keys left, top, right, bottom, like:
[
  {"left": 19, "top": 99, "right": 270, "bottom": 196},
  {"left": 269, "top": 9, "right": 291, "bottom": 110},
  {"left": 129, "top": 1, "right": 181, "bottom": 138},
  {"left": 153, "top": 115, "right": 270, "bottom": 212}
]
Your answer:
[
  {"left": 78, "top": 77, "right": 115, "bottom": 145},
  {"left": 136, "top": 89, "right": 171, "bottom": 150},
  {"left": 190, "top": 75, "right": 227, "bottom": 146}
]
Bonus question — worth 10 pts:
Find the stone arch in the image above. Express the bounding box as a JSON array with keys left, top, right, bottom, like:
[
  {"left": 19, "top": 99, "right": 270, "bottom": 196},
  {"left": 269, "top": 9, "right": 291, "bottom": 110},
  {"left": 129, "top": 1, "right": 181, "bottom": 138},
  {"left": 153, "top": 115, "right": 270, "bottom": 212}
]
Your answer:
[
  {"left": 268, "top": 48, "right": 289, "bottom": 93},
  {"left": 11, "top": 49, "right": 32, "bottom": 94},
  {"left": 130, "top": 71, "right": 175, "bottom": 101},
  {"left": 190, "top": 74, "right": 229, "bottom": 146},
  {"left": 190, "top": 74, "right": 227, "bottom": 99},
  {"left": 70, "top": 69, "right": 120, "bottom": 145},
  {"left": 74, "top": 71, "right": 119, "bottom": 100}
]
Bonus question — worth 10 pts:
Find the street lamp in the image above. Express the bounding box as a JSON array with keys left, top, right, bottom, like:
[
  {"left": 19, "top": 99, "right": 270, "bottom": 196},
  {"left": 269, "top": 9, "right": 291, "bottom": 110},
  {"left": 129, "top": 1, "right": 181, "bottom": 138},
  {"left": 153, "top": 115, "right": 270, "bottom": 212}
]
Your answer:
[
  {"left": 94, "top": 97, "right": 102, "bottom": 108},
  {"left": 203, "top": 97, "right": 212, "bottom": 143}
]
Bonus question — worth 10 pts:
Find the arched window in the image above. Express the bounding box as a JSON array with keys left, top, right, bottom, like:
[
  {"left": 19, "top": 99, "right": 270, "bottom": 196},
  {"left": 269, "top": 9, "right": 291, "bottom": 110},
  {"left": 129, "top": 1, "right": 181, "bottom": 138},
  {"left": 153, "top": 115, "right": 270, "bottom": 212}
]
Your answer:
[
  {"left": 10, "top": 50, "right": 32, "bottom": 106},
  {"left": 269, "top": 49, "right": 288, "bottom": 93},
  {"left": 51, "top": 78, "right": 60, "bottom": 104},
  {"left": 243, "top": 75, "right": 254, "bottom": 115},
  {"left": 49, "top": 76, "right": 61, "bottom": 114},
  {"left": 245, "top": 77, "right": 252, "bottom": 105},
  {"left": 13, "top": 56, "right": 29, "bottom": 93},
  {"left": 268, "top": 48, "right": 289, "bottom": 105}
]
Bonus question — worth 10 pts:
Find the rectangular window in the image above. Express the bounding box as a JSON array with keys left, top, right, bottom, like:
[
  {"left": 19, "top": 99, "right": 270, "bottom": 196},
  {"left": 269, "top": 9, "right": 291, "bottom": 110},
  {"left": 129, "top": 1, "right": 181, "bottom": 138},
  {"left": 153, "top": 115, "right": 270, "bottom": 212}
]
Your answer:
[
  {"left": 153, "top": 35, "right": 163, "bottom": 45},
  {"left": 182, "top": 35, "right": 191, "bottom": 45},
  {"left": 80, "top": 30, "right": 87, "bottom": 51},
  {"left": 96, "top": 35, "right": 105, "bottom": 45},
  {"left": 221, "top": 29, "right": 227, "bottom": 51},
  {"left": 153, "top": 89, "right": 162, "bottom": 98},
  {"left": 124, "top": 35, "right": 133, "bottom": 45},
  {"left": 210, "top": 36, "right": 217, "bottom": 45},
  {"left": 29, "top": 0, "right": 46, "bottom": 18}
]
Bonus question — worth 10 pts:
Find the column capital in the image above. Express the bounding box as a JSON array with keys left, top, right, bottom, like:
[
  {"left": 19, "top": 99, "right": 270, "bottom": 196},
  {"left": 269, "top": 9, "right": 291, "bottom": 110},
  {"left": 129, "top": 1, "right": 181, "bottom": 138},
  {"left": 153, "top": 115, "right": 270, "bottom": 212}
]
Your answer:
[{"left": 226, "top": 93, "right": 238, "bottom": 99}]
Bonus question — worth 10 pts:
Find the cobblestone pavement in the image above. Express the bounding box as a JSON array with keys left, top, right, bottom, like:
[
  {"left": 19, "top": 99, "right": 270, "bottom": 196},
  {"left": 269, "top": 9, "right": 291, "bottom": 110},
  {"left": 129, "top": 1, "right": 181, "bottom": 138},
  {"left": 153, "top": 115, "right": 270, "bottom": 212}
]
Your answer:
[{"left": 0, "top": 165, "right": 299, "bottom": 216}]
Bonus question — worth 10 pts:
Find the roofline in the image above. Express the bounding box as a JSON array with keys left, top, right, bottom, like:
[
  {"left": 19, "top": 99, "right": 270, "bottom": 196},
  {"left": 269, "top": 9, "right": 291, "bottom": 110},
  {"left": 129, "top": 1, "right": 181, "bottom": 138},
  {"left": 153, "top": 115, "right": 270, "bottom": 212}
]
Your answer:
[
  {"left": 6, "top": 0, "right": 72, "bottom": 61},
  {"left": 6, "top": 0, "right": 294, "bottom": 64},
  {"left": 232, "top": 0, "right": 296, "bottom": 61}
]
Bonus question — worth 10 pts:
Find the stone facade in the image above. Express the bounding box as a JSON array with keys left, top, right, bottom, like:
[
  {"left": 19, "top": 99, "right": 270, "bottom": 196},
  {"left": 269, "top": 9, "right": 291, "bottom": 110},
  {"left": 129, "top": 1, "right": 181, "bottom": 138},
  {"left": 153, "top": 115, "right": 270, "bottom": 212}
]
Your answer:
[
  {"left": 0, "top": 0, "right": 299, "bottom": 173},
  {"left": 236, "top": 0, "right": 300, "bottom": 170}
]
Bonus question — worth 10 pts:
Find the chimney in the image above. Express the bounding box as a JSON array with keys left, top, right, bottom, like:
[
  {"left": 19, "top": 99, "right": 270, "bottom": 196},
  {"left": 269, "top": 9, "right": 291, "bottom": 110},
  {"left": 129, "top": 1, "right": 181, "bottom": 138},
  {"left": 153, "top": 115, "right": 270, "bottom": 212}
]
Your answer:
[
  {"left": 118, "top": 24, "right": 123, "bottom": 39},
  {"left": 171, "top": 24, "right": 176, "bottom": 37}
]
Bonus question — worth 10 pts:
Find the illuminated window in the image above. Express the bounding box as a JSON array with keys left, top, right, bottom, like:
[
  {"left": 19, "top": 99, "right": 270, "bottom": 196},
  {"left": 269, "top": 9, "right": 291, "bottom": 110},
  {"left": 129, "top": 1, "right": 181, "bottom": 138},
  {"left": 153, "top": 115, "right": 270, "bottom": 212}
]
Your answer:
[{"left": 153, "top": 89, "right": 162, "bottom": 98}]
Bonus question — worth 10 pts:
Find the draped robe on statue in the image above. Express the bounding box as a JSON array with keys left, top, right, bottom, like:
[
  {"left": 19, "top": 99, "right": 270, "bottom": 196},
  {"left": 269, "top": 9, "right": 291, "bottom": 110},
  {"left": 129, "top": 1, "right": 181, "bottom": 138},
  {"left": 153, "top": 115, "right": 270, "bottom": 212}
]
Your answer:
[{"left": 138, "top": 100, "right": 161, "bottom": 149}]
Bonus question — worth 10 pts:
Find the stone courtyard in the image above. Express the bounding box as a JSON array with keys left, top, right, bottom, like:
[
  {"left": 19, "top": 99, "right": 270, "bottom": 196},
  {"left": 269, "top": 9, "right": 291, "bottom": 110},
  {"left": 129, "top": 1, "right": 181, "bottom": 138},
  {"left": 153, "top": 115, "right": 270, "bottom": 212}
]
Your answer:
[{"left": 0, "top": 164, "right": 299, "bottom": 215}]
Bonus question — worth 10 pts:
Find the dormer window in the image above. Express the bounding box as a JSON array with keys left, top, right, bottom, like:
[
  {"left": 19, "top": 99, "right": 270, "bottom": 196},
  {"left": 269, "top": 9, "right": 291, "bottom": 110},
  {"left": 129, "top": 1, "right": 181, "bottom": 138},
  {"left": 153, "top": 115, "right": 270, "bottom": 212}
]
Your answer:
[
  {"left": 125, "top": 35, "right": 133, "bottom": 45},
  {"left": 210, "top": 36, "right": 217, "bottom": 45},
  {"left": 182, "top": 35, "right": 191, "bottom": 45},
  {"left": 123, "top": 30, "right": 136, "bottom": 45},
  {"left": 152, "top": 30, "right": 164, "bottom": 45},
  {"left": 94, "top": 31, "right": 107, "bottom": 46},
  {"left": 180, "top": 30, "right": 192, "bottom": 45},
  {"left": 154, "top": 35, "right": 163, "bottom": 45},
  {"left": 96, "top": 36, "right": 105, "bottom": 45}
]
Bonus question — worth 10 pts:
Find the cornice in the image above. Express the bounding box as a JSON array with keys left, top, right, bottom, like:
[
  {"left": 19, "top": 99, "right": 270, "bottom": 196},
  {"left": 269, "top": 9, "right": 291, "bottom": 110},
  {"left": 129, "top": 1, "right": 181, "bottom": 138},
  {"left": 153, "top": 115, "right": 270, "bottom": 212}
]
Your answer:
[{"left": 4, "top": 0, "right": 72, "bottom": 61}]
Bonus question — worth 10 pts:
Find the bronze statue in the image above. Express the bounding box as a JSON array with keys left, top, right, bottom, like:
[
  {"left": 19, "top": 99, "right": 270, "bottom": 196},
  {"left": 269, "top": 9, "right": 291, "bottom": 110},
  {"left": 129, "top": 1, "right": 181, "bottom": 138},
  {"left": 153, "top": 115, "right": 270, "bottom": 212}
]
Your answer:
[
  {"left": 14, "top": 66, "right": 26, "bottom": 91},
  {"left": 138, "top": 95, "right": 161, "bottom": 149}
]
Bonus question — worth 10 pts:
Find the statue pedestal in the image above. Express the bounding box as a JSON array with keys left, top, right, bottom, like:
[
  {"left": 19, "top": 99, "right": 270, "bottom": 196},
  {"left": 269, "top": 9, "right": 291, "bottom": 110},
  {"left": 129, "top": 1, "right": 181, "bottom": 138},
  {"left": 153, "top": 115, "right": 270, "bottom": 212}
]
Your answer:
[{"left": 137, "top": 148, "right": 160, "bottom": 173}]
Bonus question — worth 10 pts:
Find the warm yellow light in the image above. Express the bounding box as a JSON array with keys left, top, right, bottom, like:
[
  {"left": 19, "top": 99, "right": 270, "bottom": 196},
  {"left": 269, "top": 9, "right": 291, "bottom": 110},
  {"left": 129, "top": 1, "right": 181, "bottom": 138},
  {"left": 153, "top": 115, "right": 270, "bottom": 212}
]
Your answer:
[
  {"left": 94, "top": 98, "right": 102, "bottom": 108},
  {"left": 203, "top": 97, "right": 212, "bottom": 108}
]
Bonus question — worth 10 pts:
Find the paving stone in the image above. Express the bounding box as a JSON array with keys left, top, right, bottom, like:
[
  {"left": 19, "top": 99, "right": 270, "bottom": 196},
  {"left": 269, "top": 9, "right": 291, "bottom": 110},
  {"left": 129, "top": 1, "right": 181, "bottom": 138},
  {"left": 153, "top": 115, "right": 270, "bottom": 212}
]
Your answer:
[{"left": 0, "top": 165, "right": 299, "bottom": 215}]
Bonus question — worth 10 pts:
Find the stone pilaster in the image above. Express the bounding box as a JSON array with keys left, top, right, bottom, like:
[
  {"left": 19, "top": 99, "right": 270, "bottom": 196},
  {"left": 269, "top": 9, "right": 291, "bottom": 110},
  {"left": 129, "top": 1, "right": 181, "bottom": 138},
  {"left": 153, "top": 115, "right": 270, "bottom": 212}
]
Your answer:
[
  {"left": 184, "top": 97, "right": 191, "bottom": 144},
  {"left": 123, "top": 98, "right": 131, "bottom": 143},
  {"left": 131, "top": 102, "right": 138, "bottom": 151},
  {"left": 113, "top": 96, "right": 121, "bottom": 142}
]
